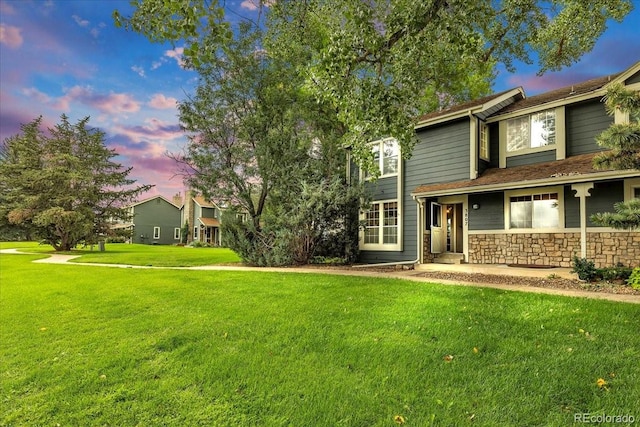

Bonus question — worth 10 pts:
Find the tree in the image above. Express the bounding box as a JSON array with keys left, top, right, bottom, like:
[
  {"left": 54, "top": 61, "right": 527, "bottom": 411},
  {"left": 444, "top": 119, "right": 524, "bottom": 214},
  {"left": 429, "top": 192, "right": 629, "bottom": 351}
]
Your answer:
[
  {"left": 172, "top": 23, "right": 362, "bottom": 265},
  {"left": 591, "top": 84, "right": 640, "bottom": 229},
  {"left": 115, "top": 0, "right": 632, "bottom": 172},
  {"left": 0, "top": 115, "right": 152, "bottom": 251}
]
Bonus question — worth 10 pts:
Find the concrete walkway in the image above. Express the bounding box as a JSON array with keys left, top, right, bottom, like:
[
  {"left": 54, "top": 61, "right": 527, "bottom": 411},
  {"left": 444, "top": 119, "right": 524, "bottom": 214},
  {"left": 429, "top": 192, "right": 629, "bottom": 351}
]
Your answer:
[{"left": 2, "top": 248, "right": 639, "bottom": 304}]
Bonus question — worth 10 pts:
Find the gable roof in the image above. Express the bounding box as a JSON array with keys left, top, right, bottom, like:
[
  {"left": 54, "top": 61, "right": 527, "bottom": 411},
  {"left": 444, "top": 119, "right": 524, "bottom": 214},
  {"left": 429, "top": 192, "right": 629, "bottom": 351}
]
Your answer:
[
  {"left": 494, "top": 74, "right": 620, "bottom": 116},
  {"left": 411, "top": 153, "right": 640, "bottom": 197},
  {"left": 128, "top": 195, "right": 179, "bottom": 209},
  {"left": 193, "top": 196, "right": 216, "bottom": 208},
  {"left": 415, "top": 88, "right": 524, "bottom": 128}
]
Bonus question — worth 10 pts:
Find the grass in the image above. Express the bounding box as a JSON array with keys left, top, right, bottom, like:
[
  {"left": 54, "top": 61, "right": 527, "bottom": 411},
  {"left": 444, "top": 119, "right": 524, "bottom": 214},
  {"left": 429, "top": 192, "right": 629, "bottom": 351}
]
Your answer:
[
  {"left": 1, "top": 247, "right": 639, "bottom": 426},
  {"left": 0, "top": 241, "right": 241, "bottom": 267}
]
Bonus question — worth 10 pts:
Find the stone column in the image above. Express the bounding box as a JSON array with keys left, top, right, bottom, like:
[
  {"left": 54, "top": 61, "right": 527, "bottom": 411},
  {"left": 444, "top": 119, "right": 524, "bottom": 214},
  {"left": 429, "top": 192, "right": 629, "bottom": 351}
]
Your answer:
[{"left": 572, "top": 182, "right": 594, "bottom": 258}]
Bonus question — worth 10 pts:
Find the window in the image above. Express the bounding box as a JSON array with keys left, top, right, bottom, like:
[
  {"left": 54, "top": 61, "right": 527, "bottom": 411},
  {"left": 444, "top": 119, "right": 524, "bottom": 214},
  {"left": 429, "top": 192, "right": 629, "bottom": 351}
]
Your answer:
[
  {"left": 363, "top": 201, "right": 399, "bottom": 247},
  {"left": 506, "top": 109, "right": 556, "bottom": 152},
  {"left": 193, "top": 226, "right": 198, "bottom": 240},
  {"left": 174, "top": 228, "right": 181, "bottom": 240},
  {"left": 479, "top": 122, "right": 489, "bottom": 160},
  {"left": 366, "top": 138, "right": 399, "bottom": 177},
  {"left": 509, "top": 192, "right": 559, "bottom": 229},
  {"left": 153, "top": 227, "right": 161, "bottom": 239}
]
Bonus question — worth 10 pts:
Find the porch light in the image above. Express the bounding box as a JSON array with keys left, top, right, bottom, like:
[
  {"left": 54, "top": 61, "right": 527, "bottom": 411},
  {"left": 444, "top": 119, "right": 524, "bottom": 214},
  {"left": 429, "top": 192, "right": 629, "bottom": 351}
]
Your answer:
[{"left": 472, "top": 203, "right": 480, "bottom": 210}]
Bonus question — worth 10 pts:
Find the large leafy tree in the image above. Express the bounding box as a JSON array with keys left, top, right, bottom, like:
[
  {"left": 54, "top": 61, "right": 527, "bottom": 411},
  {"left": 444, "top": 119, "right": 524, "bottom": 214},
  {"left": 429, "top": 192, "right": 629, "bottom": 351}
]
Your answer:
[
  {"left": 115, "top": 0, "right": 632, "bottom": 171},
  {"left": 591, "top": 84, "right": 640, "bottom": 230},
  {"left": 173, "top": 23, "right": 361, "bottom": 265},
  {"left": 0, "top": 115, "right": 152, "bottom": 251}
]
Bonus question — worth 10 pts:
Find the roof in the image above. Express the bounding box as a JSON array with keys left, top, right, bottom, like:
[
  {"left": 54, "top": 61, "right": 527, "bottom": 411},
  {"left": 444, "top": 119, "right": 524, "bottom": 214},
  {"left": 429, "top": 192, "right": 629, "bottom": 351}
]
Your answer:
[
  {"left": 193, "top": 196, "right": 215, "bottom": 208},
  {"left": 415, "top": 88, "right": 524, "bottom": 128},
  {"left": 411, "top": 153, "right": 639, "bottom": 197},
  {"left": 495, "top": 74, "right": 620, "bottom": 115},
  {"left": 198, "top": 217, "right": 220, "bottom": 227},
  {"left": 128, "top": 195, "right": 179, "bottom": 209}
]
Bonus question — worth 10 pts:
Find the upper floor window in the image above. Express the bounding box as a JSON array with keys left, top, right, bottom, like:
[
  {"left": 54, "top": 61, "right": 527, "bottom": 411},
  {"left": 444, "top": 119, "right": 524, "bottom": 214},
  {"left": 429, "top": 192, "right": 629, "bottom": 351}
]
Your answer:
[
  {"left": 368, "top": 138, "right": 399, "bottom": 177},
  {"left": 479, "top": 122, "right": 489, "bottom": 160},
  {"left": 506, "top": 109, "right": 556, "bottom": 152}
]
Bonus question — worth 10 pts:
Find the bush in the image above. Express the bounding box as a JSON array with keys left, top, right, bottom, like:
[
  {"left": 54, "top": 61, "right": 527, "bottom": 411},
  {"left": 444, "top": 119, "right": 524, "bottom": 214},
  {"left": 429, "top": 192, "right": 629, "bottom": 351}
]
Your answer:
[
  {"left": 628, "top": 268, "right": 640, "bottom": 290},
  {"left": 571, "top": 256, "right": 597, "bottom": 281},
  {"left": 597, "top": 264, "right": 633, "bottom": 282}
]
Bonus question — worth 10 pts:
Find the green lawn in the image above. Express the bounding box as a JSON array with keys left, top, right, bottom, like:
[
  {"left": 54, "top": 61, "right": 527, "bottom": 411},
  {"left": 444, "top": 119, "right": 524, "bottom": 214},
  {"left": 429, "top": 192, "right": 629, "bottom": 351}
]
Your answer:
[
  {"left": 0, "top": 242, "right": 241, "bottom": 266},
  {"left": 1, "top": 248, "right": 639, "bottom": 426}
]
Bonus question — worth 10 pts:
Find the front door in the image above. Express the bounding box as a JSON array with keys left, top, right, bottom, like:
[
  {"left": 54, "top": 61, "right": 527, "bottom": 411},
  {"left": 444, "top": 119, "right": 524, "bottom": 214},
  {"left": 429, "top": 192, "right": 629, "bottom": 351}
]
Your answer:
[
  {"left": 445, "top": 203, "right": 464, "bottom": 253},
  {"left": 430, "top": 202, "right": 443, "bottom": 254}
]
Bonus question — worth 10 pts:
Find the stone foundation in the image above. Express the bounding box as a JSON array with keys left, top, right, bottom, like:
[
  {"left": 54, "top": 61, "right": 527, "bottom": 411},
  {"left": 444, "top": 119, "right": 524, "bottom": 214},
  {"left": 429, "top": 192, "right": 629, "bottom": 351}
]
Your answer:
[
  {"left": 422, "top": 233, "right": 435, "bottom": 263},
  {"left": 466, "top": 231, "right": 640, "bottom": 268}
]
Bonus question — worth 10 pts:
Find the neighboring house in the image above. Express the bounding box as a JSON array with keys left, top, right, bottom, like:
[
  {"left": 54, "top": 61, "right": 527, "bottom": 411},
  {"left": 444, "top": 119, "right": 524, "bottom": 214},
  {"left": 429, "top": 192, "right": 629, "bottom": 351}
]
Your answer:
[
  {"left": 120, "top": 196, "right": 182, "bottom": 245},
  {"left": 181, "top": 193, "right": 224, "bottom": 246},
  {"left": 357, "top": 61, "right": 640, "bottom": 268}
]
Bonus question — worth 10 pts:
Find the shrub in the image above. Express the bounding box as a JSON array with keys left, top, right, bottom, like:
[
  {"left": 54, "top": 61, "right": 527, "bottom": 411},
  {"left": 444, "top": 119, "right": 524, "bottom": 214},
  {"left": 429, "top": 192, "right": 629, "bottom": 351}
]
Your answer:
[
  {"left": 627, "top": 268, "right": 640, "bottom": 290},
  {"left": 571, "top": 255, "right": 597, "bottom": 281},
  {"left": 597, "top": 265, "right": 633, "bottom": 282}
]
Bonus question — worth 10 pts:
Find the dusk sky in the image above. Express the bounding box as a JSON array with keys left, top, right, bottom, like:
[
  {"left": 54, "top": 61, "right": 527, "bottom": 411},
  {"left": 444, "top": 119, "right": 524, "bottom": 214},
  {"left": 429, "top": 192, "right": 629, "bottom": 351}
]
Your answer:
[{"left": 1, "top": 0, "right": 639, "bottom": 201}]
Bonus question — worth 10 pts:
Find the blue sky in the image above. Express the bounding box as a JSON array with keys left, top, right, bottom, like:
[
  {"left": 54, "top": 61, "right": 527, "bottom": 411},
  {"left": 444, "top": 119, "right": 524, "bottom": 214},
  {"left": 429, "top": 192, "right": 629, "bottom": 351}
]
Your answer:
[{"left": 1, "top": 0, "right": 639, "bottom": 200}]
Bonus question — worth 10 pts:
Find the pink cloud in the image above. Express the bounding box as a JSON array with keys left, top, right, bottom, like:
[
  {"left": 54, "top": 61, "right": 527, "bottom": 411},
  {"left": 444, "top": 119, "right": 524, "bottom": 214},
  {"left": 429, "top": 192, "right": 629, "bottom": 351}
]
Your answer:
[
  {"left": 0, "top": 1, "right": 16, "bottom": 15},
  {"left": 53, "top": 86, "right": 141, "bottom": 114},
  {"left": 0, "top": 24, "right": 23, "bottom": 49},
  {"left": 165, "top": 47, "right": 185, "bottom": 68},
  {"left": 148, "top": 94, "right": 178, "bottom": 109},
  {"left": 112, "top": 118, "right": 183, "bottom": 144},
  {"left": 240, "top": 0, "right": 274, "bottom": 10}
]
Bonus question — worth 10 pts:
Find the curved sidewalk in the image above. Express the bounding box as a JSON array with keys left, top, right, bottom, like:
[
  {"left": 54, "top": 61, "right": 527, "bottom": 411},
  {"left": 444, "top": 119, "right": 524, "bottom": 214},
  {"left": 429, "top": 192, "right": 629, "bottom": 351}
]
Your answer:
[{"left": 2, "top": 249, "right": 639, "bottom": 304}]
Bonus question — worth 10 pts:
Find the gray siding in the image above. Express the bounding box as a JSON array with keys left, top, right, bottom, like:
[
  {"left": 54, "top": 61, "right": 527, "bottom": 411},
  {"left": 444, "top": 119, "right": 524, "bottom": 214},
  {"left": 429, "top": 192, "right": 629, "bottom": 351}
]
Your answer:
[
  {"left": 409, "top": 119, "right": 470, "bottom": 186},
  {"left": 468, "top": 192, "right": 504, "bottom": 230},
  {"left": 566, "top": 100, "right": 613, "bottom": 156},
  {"left": 132, "top": 198, "right": 181, "bottom": 245},
  {"left": 587, "top": 181, "right": 624, "bottom": 227},
  {"left": 506, "top": 150, "right": 556, "bottom": 167},
  {"left": 359, "top": 118, "right": 471, "bottom": 263},
  {"left": 564, "top": 186, "right": 581, "bottom": 228}
]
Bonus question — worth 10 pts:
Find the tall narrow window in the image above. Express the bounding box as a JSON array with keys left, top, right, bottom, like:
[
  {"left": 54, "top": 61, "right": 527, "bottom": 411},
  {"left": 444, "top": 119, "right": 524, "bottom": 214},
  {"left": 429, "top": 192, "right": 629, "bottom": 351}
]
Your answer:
[
  {"left": 174, "top": 228, "right": 181, "bottom": 240},
  {"left": 153, "top": 227, "right": 161, "bottom": 239},
  {"left": 193, "top": 226, "right": 198, "bottom": 240},
  {"left": 364, "top": 204, "right": 380, "bottom": 244},
  {"left": 382, "top": 202, "right": 398, "bottom": 244},
  {"left": 479, "top": 122, "right": 489, "bottom": 160}
]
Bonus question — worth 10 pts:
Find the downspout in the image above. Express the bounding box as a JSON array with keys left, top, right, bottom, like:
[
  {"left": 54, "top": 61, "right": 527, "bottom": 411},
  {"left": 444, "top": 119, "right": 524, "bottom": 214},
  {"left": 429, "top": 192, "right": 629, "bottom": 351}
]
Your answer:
[{"left": 352, "top": 196, "right": 423, "bottom": 268}]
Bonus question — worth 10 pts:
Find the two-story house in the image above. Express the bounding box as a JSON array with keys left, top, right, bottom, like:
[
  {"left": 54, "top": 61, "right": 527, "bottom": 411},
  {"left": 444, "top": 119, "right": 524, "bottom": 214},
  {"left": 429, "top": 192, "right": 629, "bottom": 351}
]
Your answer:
[
  {"left": 120, "top": 196, "right": 182, "bottom": 245},
  {"left": 181, "top": 192, "right": 224, "bottom": 246},
  {"left": 358, "top": 61, "right": 640, "bottom": 268}
]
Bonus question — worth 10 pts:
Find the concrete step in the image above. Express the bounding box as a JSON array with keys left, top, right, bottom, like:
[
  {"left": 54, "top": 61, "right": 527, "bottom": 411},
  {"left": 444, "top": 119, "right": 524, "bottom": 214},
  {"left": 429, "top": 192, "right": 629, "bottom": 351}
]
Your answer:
[{"left": 434, "top": 253, "right": 465, "bottom": 264}]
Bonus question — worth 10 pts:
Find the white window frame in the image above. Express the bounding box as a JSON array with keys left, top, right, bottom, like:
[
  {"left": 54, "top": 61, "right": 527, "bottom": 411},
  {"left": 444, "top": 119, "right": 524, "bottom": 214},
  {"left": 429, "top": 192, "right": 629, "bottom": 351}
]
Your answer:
[
  {"left": 504, "top": 186, "right": 564, "bottom": 231},
  {"left": 506, "top": 109, "right": 556, "bottom": 154},
  {"left": 174, "top": 228, "right": 181, "bottom": 240},
  {"left": 479, "top": 122, "right": 490, "bottom": 161},
  {"left": 360, "top": 199, "right": 401, "bottom": 251},
  {"left": 364, "top": 138, "right": 399, "bottom": 179},
  {"left": 193, "top": 226, "right": 198, "bottom": 240},
  {"left": 624, "top": 178, "right": 640, "bottom": 201},
  {"left": 153, "top": 227, "right": 161, "bottom": 239}
]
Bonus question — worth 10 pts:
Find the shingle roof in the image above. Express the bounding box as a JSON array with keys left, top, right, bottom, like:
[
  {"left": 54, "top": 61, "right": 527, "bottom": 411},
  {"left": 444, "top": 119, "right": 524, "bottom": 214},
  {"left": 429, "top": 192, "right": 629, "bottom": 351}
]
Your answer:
[
  {"left": 198, "top": 217, "right": 220, "bottom": 227},
  {"left": 193, "top": 196, "right": 215, "bottom": 208},
  {"left": 411, "top": 152, "right": 630, "bottom": 196},
  {"left": 416, "top": 89, "right": 518, "bottom": 123},
  {"left": 496, "top": 74, "right": 620, "bottom": 115}
]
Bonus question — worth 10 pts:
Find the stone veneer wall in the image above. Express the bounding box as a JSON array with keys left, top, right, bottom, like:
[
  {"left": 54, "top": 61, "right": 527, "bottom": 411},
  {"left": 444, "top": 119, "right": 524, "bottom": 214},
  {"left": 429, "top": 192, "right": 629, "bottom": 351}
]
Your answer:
[
  {"left": 422, "top": 233, "right": 435, "bottom": 263},
  {"left": 466, "top": 231, "right": 640, "bottom": 268}
]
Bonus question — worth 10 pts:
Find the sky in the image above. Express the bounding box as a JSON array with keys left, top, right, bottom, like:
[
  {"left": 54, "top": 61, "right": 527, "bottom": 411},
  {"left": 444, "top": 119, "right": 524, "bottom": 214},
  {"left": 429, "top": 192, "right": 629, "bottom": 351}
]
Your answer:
[{"left": 1, "top": 0, "right": 639, "bottom": 202}]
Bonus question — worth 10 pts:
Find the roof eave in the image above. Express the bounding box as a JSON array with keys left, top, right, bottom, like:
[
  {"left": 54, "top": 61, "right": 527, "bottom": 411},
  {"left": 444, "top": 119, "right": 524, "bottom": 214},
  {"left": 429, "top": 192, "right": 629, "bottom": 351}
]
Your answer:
[{"left": 411, "top": 170, "right": 640, "bottom": 198}]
